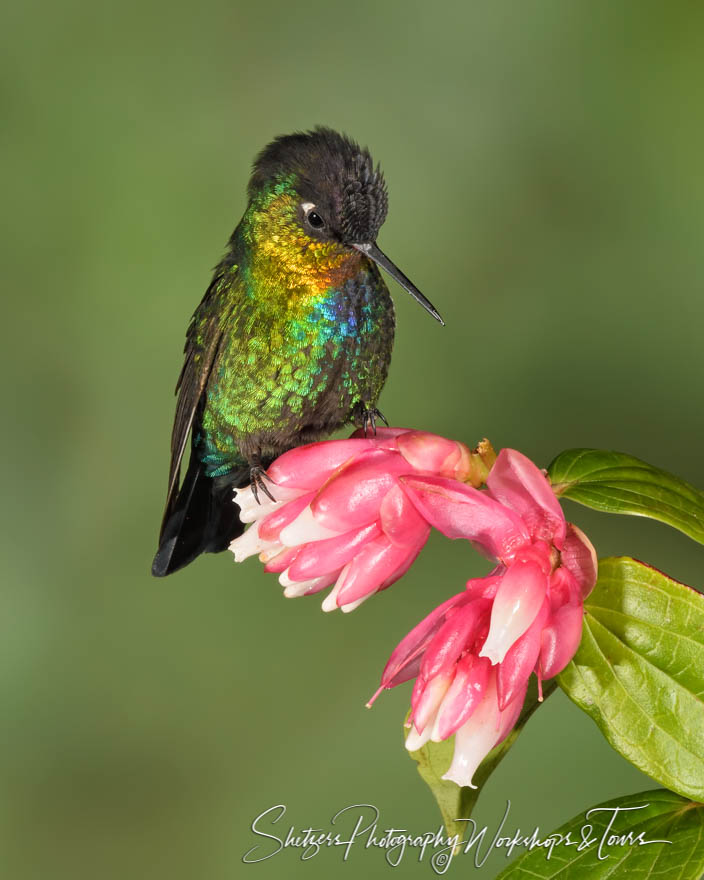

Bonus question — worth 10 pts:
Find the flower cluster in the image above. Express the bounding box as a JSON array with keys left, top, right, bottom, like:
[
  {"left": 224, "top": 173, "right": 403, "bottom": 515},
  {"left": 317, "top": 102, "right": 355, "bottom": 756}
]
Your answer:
[
  {"left": 230, "top": 428, "right": 492, "bottom": 612},
  {"left": 369, "top": 448, "right": 597, "bottom": 787},
  {"left": 231, "top": 430, "right": 596, "bottom": 788}
]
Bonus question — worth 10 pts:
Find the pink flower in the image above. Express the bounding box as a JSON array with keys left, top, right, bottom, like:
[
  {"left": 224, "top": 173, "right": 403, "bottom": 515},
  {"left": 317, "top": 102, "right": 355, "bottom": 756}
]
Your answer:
[
  {"left": 367, "top": 579, "right": 529, "bottom": 787},
  {"left": 401, "top": 449, "right": 597, "bottom": 672},
  {"left": 229, "top": 428, "right": 487, "bottom": 612},
  {"left": 368, "top": 448, "right": 597, "bottom": 788}
]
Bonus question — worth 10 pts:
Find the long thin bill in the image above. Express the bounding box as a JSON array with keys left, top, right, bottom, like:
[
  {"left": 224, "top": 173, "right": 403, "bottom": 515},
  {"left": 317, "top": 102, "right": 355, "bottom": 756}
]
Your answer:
[{"left": 351, "top": 242, "right": 444, "bottom": 325}]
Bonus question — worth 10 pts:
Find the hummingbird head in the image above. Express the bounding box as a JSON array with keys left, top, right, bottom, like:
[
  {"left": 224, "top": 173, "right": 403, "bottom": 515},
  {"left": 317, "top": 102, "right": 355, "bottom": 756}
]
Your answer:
[{"left": 247, "top": 127, "right": 443, "bottom": 324}]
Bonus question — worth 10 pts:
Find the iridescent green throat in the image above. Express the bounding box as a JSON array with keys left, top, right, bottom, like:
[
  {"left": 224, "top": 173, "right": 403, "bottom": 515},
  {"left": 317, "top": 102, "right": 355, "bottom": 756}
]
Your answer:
[{"left": 196, "top": 175, "right": 393, "bottom": 477}]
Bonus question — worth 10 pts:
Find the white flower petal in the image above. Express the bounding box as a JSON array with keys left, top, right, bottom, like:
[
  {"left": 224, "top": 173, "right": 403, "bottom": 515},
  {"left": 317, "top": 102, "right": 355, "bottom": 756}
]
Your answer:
[
  {"left": 234, "top": 483, "right": 303, "bottom": 523},
  {"left": 278, "top": 568, "right": 299, "bottom": 588},
  {"left": 282, "top": 572, "right": 338, "bottom": 598},
  {"left": 259, "top": 545, "right": 285, "bottom": 563},
  {"left": 235, "top": 495, "right": 280, "bottom": 524},
  {"left": 441, "top": 673, "right": 500, "bottom": 788},
  {"left": 283, "top": 577, "right": 320, "bottom": 597},
  {"left": 279, "top": 505, "right": 341, "bottom": 547},
  {"left": 413, "top": 676, "right": 452, "bottom": 740},
  {"left": 340, "top": 593, "right": 374, "bottom": 613},
  {"left": 405, "top": 722, "right": 433, "bottom": 751},
  {"left": 321, "top": 567, "right": 347, "bottom": 612},
  {"left": 478, "top": 561, "right": 546, "bottom": 665},
  {"left": 229, "top": 521, "right": 278, "bottom": 562}
]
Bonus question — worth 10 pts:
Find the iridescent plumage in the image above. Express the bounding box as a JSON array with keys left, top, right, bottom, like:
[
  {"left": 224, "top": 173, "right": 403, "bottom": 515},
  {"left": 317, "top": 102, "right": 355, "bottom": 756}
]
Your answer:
[
  {"left": 199, "top": 176, "right": 394, "bottom": 474},
  {"left": 153, "top": 128, "right": 440, "bottom": 576}
]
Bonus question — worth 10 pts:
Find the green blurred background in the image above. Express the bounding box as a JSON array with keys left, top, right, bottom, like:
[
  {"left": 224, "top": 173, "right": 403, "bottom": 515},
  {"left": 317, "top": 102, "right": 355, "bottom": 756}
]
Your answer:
[{"left": 3, "top": 1, "right": 704, "bottom": 877}]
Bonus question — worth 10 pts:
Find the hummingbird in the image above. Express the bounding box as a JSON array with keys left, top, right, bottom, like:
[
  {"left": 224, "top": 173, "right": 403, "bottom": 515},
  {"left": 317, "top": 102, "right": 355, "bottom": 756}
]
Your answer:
[{"left": 152, "top": 127, "right": 443, "bottom": 577}]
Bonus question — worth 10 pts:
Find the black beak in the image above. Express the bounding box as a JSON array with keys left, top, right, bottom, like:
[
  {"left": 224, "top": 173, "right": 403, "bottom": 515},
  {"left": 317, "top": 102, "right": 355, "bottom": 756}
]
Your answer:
[{"left": 351, "top": 242, "right": 444, "bottom": 325}]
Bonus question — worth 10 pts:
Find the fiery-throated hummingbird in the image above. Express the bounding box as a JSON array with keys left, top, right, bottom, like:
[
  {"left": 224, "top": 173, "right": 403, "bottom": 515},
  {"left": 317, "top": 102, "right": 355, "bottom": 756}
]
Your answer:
[{"left": 152, "top": 127, "right": 443, "bottom": 576}]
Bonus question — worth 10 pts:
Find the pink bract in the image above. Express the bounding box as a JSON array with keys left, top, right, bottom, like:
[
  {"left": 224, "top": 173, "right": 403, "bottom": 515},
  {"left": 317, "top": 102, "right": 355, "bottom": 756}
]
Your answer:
[
  {"left": 402, "top": 449, "right": 597, "bottom": 665},
  {"left": 229, "top": 428, "right": 475, "bottom": 612},
  {"left": 370, "top": 448, "right": 597, "bottom": 788}
]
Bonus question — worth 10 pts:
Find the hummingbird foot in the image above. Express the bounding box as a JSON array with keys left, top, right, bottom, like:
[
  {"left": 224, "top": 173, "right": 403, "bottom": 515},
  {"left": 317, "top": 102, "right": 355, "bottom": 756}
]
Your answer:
[
  {"left": 355, "top": 403, "right": 389, "bottom": 437},
  {"left": 249, "top": 464, "right": 276, "bottom": 504}
]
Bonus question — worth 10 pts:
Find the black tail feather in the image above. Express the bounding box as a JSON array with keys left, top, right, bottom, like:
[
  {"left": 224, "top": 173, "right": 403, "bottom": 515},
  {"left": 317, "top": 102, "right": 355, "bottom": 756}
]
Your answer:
[{"left": 151, "top": 457, "right": 249, "bottom": 577}]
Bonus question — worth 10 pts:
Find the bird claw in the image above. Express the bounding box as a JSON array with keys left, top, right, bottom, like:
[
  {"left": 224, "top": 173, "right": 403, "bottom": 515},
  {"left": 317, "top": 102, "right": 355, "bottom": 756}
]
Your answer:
[
  {"left": 250, "top": 465, "right": 276, "bottom": 504},
  {"left": 359, "top": 405, "right": 389, "bottom": 437}
]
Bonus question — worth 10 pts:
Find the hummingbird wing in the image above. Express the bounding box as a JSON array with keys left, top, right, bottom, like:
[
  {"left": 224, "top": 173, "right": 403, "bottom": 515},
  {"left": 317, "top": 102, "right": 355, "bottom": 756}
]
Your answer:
[{"left": 160, "top": 276, "right": 230, "bottom": 529}]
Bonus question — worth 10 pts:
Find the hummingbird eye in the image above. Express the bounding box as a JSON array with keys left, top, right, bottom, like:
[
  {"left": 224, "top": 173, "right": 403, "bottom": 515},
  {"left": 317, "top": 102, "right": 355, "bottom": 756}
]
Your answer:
[{"left": 307, "top": 211, "right": 325, "bottom": 229}]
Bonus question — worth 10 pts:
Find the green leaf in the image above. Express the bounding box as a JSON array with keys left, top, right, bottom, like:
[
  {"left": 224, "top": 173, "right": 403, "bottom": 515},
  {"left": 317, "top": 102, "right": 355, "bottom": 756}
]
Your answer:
[
  {"left": 547, "top": 448, "right": 704, "bottom": 545},
  {"left": 559, "top": 557, "right": 704, "bottom": 801},
  {"left": 495, "top": 789, "right": 704, "bottom": 879},
  {"left": 407, "top": 678, "right": 557, "bottom": 840}
]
